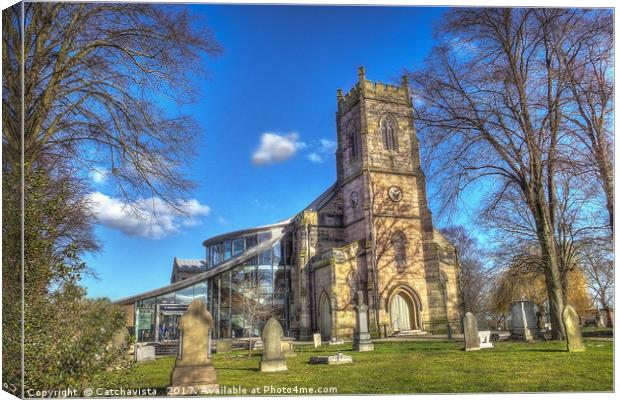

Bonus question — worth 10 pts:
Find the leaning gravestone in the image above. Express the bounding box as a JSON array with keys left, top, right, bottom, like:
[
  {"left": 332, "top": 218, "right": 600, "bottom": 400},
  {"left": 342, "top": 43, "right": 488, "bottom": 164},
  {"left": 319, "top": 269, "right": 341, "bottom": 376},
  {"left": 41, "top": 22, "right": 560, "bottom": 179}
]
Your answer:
[
  {"left": 168, "top": 300, "right": 219, "bottom": 395},
  {"left": 260, "top": 318, "right": 287, "bottom": 372},
  {"left": 463, "top": 312, "right": 480, "bottom": 351},
  {"left": 353, "top": 290, "right": 374, "bottom": 352},
  {"left": 562, "top": 304, "right": 585, "bottom": 352}
]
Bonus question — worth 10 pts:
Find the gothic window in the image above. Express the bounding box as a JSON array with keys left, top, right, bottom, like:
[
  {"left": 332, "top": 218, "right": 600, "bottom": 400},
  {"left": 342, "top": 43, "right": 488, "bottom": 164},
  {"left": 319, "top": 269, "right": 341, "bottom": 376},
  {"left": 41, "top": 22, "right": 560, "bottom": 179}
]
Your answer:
[
  {"left": 392, "top": 231, "right": 407, "bottom": 269},
  {"left": 381, "top": 116, "right": 398, "bottom": 151}
]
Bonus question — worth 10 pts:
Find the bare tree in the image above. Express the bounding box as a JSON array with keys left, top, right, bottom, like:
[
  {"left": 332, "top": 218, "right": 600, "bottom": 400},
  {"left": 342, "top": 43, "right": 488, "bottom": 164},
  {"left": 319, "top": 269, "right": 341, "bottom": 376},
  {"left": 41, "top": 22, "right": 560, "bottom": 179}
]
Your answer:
[
  {"left": 579, "top": 240, "right": 614, "bottom": 325},
  {"left": 561, "top": 16, "right": 614, "bottom": 234},
  {"left": 439, "top": 226, "right": 488, "bottom": 317},
  {"left": 2, "top": 3, "right": 221, "bottom": 206},
  {"left": 410, "top": 8, "right": 611, "bottom": 339},
  {"left": 230, "top": 278, "right": 278, "bottom": 357}
]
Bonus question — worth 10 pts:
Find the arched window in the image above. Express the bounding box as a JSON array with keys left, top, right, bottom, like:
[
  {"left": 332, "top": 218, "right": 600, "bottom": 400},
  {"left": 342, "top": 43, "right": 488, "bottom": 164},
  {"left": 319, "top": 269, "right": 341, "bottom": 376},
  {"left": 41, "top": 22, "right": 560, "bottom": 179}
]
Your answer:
[
  {"left": 349, "top": 131, "right": 359, "bottom": 158},
  {"left": 381, "top": 116, "right": 398, "bottom": 151},
  {"left": 392, "top": 231, "right": 407, "bottom": 269},
  {"left": 347, "top": 121, "right": 360, "bottom": 159}
]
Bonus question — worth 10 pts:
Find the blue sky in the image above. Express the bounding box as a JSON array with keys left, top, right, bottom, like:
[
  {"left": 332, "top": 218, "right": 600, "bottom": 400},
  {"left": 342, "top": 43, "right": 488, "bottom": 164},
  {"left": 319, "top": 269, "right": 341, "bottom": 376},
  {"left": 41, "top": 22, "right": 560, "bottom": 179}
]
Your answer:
[{"left": 82, "top": 5, "right": 454, "bottom": 300}]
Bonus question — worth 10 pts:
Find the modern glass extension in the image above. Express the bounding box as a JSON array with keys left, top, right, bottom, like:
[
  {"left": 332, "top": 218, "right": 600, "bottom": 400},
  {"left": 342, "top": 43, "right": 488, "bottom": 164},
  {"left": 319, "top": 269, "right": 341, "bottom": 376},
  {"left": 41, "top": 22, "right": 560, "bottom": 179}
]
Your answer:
[{"left": 118, "top": 221, "right": 292, "bottom": 343}]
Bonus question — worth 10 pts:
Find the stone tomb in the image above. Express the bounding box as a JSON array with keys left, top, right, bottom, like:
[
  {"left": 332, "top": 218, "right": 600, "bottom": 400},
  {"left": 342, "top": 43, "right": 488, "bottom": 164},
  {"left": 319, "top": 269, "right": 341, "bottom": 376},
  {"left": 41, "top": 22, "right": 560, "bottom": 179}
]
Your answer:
[
  {"left": 463, "top": 312, "right": 480, "bottom": 351},
  {"left": 352, "top": 291, "right": 374, "bottom": 352},
  {"left": 313, "top": 333, "right": 322, "bottom": 348},
  {"left": 168, "top": 299, "right": 219, "bottom": 395},
  {"left": 260, "top": 318, "right": 288, "bottom": 372},
  {"left": 562, "top": 304, "right": 586, "bottom": 352},
  {"left": 309, "top": 352, "right": 353, "bottom": 365},
  {"left": 478, "top": 330, "right": 494, "bottom": 349}
]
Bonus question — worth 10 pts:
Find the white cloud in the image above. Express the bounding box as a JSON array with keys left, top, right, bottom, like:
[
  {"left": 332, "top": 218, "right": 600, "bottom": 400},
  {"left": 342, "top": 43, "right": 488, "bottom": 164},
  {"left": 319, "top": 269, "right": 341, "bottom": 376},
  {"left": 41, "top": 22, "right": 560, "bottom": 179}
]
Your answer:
[
  {"left": 306, "top": 138, "right": 337, "bottom": 163},
  {"left": 87, "top": 192, "right": 210, "bottom": 239},
  {"left": 307, "top": 152, "right": 323, "bottom": 163},
  {"left": 319, "top": 139, "right": 337, "bottom": 154},
  {"left": 89, "top": 167, "right": 108, "bottom": 184},
  {"left": 252, "top": 132, "right": 303, "bottom": 165}
]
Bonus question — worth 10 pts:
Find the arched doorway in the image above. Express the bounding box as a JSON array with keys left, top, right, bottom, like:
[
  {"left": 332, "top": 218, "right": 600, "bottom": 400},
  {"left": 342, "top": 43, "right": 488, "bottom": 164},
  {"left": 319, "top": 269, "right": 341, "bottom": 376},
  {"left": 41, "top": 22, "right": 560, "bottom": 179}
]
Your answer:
[
  {"left": 319, "top": 293, "right": 332, "bottom": 339},
  {"left": 390, "top": 292, "right": 418, "bottom": 332}
]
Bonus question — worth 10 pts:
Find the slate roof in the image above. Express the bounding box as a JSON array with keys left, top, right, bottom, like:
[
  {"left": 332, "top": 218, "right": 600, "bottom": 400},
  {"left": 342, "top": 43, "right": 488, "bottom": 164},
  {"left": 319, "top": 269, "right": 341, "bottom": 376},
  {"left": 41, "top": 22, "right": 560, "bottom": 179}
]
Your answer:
[{"left": 173, "top": 258, "right": 207, "bottom": 273}]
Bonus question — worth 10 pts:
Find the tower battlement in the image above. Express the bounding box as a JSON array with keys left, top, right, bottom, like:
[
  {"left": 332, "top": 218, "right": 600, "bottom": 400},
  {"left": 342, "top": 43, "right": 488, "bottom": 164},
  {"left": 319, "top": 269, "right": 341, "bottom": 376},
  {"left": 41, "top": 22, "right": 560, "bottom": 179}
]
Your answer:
[{"left": 337, "top": 67, "right": 411, "bottom": 113}]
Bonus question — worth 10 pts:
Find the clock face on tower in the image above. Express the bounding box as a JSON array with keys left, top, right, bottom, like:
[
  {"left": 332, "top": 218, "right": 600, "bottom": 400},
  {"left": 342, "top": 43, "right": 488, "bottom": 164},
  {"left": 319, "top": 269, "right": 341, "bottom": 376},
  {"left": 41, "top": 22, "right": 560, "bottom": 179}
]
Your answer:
[{"left": 388, "top": 186, "right": 403, "bottom": 202}]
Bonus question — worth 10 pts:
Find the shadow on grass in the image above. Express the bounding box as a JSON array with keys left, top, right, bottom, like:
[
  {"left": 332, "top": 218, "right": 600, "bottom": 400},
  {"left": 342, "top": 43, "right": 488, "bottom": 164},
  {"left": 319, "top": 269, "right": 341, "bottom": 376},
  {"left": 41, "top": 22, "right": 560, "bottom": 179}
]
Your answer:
[
  {"left": 516, "top": 348, "right": 567, "bottom": 353},
  {"left": 216, "top": 366, "right": 260, "bottom": 372}
]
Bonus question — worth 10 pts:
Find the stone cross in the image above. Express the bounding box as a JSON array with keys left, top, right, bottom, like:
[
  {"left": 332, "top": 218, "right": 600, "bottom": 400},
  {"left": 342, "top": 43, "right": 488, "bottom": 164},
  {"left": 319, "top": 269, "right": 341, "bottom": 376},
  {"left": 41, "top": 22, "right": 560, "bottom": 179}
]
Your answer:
[
  {"left": 463, "top": 312, "right": 480, "bottom": 351},
  {"left": 168, "top": 299, "right": 218, "bottom": 395},
  {"left": 260, "top": 317, "right": 287, "bottom": 372},
  {"left": 562, "top": 304, "right": 586, "bottom": 352}
]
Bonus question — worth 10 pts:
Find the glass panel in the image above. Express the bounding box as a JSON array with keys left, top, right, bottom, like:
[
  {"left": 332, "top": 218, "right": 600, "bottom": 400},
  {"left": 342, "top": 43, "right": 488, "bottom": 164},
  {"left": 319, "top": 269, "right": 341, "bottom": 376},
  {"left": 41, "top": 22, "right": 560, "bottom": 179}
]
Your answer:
[
  {"left": 233, "top": 237, "right": 244, "bottom": 256},
  {"left": 158, "top": 291, "right": 175, "bottom": 305},
  {"left": 272, "top": 241, "right": 281, "bottom": 265},
  {"left": 244, "top": 264, "right": 257, "bottom": 287},
  {"left": 224, "top": 240, "right": 232, "bottom": 261},
  {"left": 259, "top": 249, "right": 272, "bottom": 266},
  {"left": 205, "top": 247, "right": 210, "bottom": 268},
  {"left": 219, "top": 270, "right": 231, "bottom": 338},
  {"left": 245, "top": 255, "right": 258, "bottom": 265},
  {"left": 245, "top": 234, "right": 257, "bottom": 249},
  {"left": 212, "top": 243, "right": 222, "bottom": 265},
  {"left": 258, "top": 264, "right": 273, "bottom": 292},
  {"left": 175, "top": 286, "right": 194, "bottom": 304},
  {"left": 193, "top": 281, "right": 208, "bottom": 305},
  {"left": 136, "top": 298, "right": 156, "bottom": 342},
  {"left": 257, "top": 231, "right": 271, "bottom": 243},
  {"left": 274, "top": 265, "right": 286, "bottom": 291}
]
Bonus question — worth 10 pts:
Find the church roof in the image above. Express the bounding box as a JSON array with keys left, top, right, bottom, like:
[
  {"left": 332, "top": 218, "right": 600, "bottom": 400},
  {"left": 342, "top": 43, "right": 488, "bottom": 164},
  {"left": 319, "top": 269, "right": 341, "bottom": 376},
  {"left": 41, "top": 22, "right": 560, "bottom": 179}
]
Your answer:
[{"left": 173, "top": 258, "right": 207, "bottom": 273}]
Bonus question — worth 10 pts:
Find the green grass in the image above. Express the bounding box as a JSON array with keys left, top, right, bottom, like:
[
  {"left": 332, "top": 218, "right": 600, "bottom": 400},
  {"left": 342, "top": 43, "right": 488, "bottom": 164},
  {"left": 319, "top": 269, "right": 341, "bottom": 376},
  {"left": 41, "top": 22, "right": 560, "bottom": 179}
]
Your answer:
[{"left": 90, "top": 340, "right": 613, "bottom": 395}]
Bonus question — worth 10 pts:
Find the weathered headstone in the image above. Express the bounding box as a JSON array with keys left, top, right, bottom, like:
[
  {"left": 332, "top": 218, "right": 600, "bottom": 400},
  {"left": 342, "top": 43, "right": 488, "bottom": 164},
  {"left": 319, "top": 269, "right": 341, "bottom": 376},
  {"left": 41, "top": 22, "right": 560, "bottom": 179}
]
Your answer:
[
  {"left": 521, "top": 302, "right": 533, "bottom": 340},
  {"left": 313, "top": 333, "right": 322, "bottom": 348},
  {"left": 260, "top": 318, "right": 287, "bottom": 372},
  {"left": 168, "top": 300, "right": 218, "bottom": 395},
  {"left": 509, "top": 300, "right": 538, "bottom": 340},
  {"left": 463, "top": 312, "right": 480, "bottom": 351},
  {"left": 562, "top": 304, "right": 585, "bottom": 352},
  {"left": 134, "top": 344, "right": 155, "bottom": 362},
  {"left": 215, "top": 339, "right": 232, "bottom": 353},
  {"left": 329, "top": 338, "right": 344, "bottom": 345},
  {"left": 353, "top": 290, "right": 374, "bottom": 352}
]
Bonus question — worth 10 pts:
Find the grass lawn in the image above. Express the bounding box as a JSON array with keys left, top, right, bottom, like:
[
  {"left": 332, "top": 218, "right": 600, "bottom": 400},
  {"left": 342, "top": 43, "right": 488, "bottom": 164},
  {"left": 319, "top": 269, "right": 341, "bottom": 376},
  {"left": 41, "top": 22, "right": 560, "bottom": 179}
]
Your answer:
[{"left": 90, "top": 340, "right": 613, "bottom": 395}]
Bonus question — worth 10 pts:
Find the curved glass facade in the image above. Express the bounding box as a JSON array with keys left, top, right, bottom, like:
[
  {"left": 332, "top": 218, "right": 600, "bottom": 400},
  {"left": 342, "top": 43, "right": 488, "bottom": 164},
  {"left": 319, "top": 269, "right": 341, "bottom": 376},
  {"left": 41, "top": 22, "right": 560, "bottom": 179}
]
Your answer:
[
  {"left": 205, "top": 231, "right": 272, "bottom": 269},
  {"left": 134, "top": 232, "right": 290, "bottom": 342}
]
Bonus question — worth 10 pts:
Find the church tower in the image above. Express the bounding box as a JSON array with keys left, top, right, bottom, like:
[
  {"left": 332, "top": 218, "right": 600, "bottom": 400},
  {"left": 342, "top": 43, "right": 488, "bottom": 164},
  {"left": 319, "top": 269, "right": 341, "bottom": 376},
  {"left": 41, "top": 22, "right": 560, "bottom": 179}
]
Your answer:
[{"left": 334, "top": 67, "right": 449, "bottom": 334}]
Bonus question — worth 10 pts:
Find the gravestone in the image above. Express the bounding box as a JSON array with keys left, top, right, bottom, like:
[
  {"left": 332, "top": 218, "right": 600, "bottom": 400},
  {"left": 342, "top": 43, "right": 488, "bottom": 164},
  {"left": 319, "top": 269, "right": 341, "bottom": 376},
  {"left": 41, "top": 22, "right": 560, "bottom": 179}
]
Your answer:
[
  {"left": 463, "top": 312, "right": 480, "bottom": 351},
  {"left": 562, "top": 304, "right": 586, "bottom": 352},
  {"left": 353, "top": 290, "right": 374, "bottom": 352},
  {"left": 260, "top": 318, "right": 287, "bottom": 372},
  {"left": 168, "top": 300, "right": 219, "bottom": 395},
  {"left": 309, "top": 352, "right": 353, "bottom": 365},
  {"left": 281, "top": 337, "right": 296, "bottom": 357},
  {"left": 509, "top": 300, "right": 538, "bottom": 340},
  {"left": 329, "top": 338, "right": 344, "bottom": 345},
  {"left": 313, "top": 333, "right": 322, "bottom": 348},
  {"left": 216, "top": 339, "right": 232, "bottom": 353},
  {"left": 134, "top": 344, "right": 155, "bottom": 362},
  {"left": 478, "top": 330, "right": 494, "bottom": 349}
]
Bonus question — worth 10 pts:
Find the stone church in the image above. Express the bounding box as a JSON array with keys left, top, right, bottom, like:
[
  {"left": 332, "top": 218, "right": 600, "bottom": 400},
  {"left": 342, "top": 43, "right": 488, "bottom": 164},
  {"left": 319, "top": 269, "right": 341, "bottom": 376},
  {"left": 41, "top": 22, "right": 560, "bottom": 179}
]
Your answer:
[{"left": 116, "top": 68, "right": 463, "bottom": 342}]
